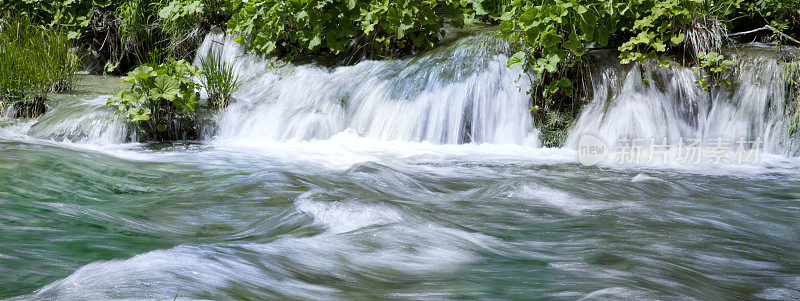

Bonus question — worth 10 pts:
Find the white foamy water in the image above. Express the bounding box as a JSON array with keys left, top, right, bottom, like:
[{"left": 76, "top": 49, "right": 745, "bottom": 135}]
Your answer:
[
  {"left": 197, "top": 32, "right": 539, "bottom": 147},
  {"left": 27, "top": 95, "right": 128, "bottom": 145},
  {"left": 567, "top": 48, "right": 797, "bottom": 157},
  {"left": 2, "top": 34, "right": 800, "bottom": 300}
]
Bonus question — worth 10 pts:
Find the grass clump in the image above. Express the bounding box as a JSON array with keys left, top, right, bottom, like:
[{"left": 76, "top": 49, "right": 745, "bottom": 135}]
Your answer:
[
  {"left": 199, "top": 50, "right": 241, "bottom": 109},
  {"left": 0, "top": 15, "right": 81, "bottom": 117}
]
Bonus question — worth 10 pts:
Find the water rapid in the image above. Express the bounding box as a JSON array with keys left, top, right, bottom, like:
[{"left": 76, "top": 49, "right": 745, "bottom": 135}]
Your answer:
[
  {"left": 1, "top": 32, "right": 799, "bottom": 300},
  {"left": 200, "top": 32, "right": 538, "bottom": 146}
]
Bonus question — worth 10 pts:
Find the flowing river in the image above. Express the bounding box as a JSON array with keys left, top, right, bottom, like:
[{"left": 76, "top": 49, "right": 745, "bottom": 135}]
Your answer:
[{"left": 1, "top": 32, "right": 799, "bottom": 300}]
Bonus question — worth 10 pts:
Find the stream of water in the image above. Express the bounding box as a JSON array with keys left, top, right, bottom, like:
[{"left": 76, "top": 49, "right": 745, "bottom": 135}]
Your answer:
[{"left": 1, "top": 33, "right": 799, "bottom": 300}]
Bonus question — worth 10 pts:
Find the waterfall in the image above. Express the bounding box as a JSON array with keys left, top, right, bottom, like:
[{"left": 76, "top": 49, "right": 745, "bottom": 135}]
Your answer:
[
  {"left": 0, "top": 95, "right": 127, "bottom": 145},
  {"left": 5, "top": 32, "right": 798, "bottom": 157},
  {"left": 566, "top": 46, "right": 798, "bottom": 156},
  {"left": 196, "top": 32, "right": 540, "bottom": 147}
]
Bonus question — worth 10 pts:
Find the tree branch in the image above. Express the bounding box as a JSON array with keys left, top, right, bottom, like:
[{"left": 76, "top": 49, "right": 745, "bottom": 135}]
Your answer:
[{"left": 727, "top": 25, "right": 800, "bottom": 46}]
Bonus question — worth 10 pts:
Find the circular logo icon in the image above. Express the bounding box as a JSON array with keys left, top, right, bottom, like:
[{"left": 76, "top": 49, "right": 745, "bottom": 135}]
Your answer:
[{"left": 578, "top": 134, "right": 608, "bottom": 166}]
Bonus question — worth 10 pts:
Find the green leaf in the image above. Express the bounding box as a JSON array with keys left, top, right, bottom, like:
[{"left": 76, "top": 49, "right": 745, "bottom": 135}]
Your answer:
[
  {"left": 67, "top": 30, "right": 81, "bottom": 40},
  {"left": 520, "top": 7, "right": 538, "bottom": 24},
  {"left": 653, "top": 41, "right": 666, "bottom": 52},
  {"left": 579, "top": 13, "right": 596, "bottom": 41},
  {"left": 507, "top": 51, "right": 526, "bottom": 69},
  {"left": 158, "top": 1, "right": 179, "bottom": 19},
  {"left": 563, "top": 33, "right": 585, "bottom": 56},
  {"left": 308, "top": 34, "right": 322, "bottom": 49},
  {"left": 474, "top": 0, "right": 487, "bottom": 15},
  {"left": 670, "top": 33, "right": 685, "bottom": 45},
  {"left": 150, "top": 75, "right": 180, "bottom": 101},
  {"left": 541, "top": 31, "right": 562, "bottom": 48},
  {"left": 125, "top": 65, "right": 155, "bottom": 83}
]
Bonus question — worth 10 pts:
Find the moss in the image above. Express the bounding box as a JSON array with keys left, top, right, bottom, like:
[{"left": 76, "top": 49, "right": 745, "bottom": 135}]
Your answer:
[{"left": 782, "top": 56, "right": 800, "bottom": 135}]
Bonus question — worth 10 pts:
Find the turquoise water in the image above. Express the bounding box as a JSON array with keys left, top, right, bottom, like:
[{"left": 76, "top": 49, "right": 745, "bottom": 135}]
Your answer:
[
  {"left": 1, "top": 134, "right": 799, "bottom": 299},
  {"left": 1, "top": 43, "right": 800, "bottom": 300}
]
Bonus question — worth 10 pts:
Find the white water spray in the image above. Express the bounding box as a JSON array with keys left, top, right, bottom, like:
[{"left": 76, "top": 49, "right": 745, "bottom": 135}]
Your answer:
[
  {"left": 196, "top": 32, "right": 540, "bottom": 146},
  {"left": 567, "top": 47, "right": 796, "bottom": 156}
]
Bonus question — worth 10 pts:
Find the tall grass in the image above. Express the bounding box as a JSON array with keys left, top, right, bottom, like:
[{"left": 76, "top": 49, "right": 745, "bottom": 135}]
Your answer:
[
  {"left": 200, "top": 50, "right": 241, "bottom": 109},
  {"left": 0, "top": 15, "right": 81, "bottom": 117},
  {"left": 117, "top": 0, "right": 166, "bottom": 66}
]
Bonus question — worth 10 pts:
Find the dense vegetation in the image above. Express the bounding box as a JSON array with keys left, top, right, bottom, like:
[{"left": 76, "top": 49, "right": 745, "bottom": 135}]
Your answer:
[
  {"left": 494, "top": 0, "right": 798, "bottom": 145},
  {"left": 0, "top": 0, "right": 236, "bottom": 132},
  {"left": 226, "top": 0, "right": 478, "bottom": 62},
  {"left": 0, "top": 15, "right": 80, "bottom": 117},
  {"left": 0, "top": 0, "right": 232, "bottom": 73},
  {"left": 1, "top": 0, "right": 799, "bottom": 143}
]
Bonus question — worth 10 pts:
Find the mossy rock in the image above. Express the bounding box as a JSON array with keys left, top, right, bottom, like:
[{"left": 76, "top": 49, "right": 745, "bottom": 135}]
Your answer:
[
  {"left": 536, "top": 110, "right": 576, "bottom": 148},
  {"left": 12, "top": 99, "right": 46, "bottom": 118}
]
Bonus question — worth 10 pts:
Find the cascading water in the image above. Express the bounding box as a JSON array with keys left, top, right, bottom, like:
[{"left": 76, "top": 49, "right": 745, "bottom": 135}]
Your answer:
[
  {"left": 9, "top": 33, "right": 796, "bottom": 156},
  {"left": 566, "top": 46, "right": 799, "bottom": 157},
  {"left": 3, "top": 31, "right": 800, "bottom": 300},
  {"left": 196, "top": 32, "right": 539, "bottom": 146},
  {"left": 0, "top": 75, "right": 128, "bottom": 145},
  {"left": 26, "top": 95, "right": 127, "bottom": 145}
]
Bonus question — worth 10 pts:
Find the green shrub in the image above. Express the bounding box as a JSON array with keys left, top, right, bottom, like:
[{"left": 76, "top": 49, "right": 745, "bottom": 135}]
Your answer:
[
  {"left": 499, "top": 0, "right": 735, "bottom": 96},
  {"left": 0, "top": 0, "right": 112, "bottom": 40},
  {"left": 199, "top": 50, "right": 241, "bottom": 109},
  {"left": 107, "top": 58, "right": 202, "bottom": 141},
  {"left": 692, "top": 51, "right": 734, "bottom": 90},
  {"left": 226, "top": 0, "right": 476, "bottom": 60}
]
